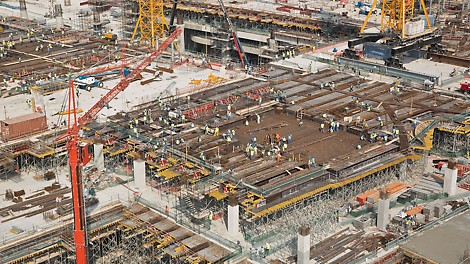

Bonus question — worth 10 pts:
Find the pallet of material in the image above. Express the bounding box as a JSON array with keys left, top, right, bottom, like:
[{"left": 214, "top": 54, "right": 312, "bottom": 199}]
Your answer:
[
  {"left": 415, "top": 181, "right": 442, "bottom": 193},
  {"left": 406, "top": 206, "right": 423, "bottom": 216},
  {"left": 409, "top": 187, "right": 432, "bottom": 199},
  {"left": 356, "top": 189, "right": 378, "bottom": 205},
  {"left": 385, "top": 182, "right": 408, "bottom": 195}
]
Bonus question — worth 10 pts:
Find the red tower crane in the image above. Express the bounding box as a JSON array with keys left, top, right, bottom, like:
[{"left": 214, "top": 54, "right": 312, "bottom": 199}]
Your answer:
[{"left": 57, "top": 28, "right": 182, "bottom": 264}]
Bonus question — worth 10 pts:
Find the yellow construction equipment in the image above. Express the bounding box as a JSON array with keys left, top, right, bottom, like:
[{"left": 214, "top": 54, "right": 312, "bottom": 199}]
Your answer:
[
  {"left": 189, "top": 79, "right": 202, "bottom": 85},
  {"left": 132, "top": 0, "right": 167, "bottom": 47},
  {"left": 58, "top": 109, "right": 84, "bottom": 115},
  {"left": 103, "top": 33, "right": 117, "bottom": 41},
  {"left": 360, "top": 0, "right": 432, "bottom": 38}
]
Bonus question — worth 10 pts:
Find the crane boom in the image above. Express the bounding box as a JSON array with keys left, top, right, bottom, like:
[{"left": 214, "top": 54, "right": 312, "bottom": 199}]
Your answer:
[
  {"left": 76, "top": 27, "right": 182, "bottom": 132},
  {"left": 63, "top": 27, "right": 182, "bottom": 264},
  {"left": 217, "top": 0, "right": 249, "bottom": 67}
]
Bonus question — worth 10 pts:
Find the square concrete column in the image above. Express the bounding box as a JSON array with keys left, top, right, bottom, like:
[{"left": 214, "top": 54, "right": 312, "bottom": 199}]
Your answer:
[
  {"left": 377, "top": 190, "right": 390, "bottom": 231},
  {"left": 297, "top": 226, "right": 310, "bottom": 264},
  {"left": 177, "top": 24, "right": 185, "bottom": 53},
  {"left": 444, "top": 161, "right": 458, "bottom": 196},
  {"left": 399, "top": 161, "right": 407, "bottom": 180},
  {"left": 93, "top": 143, "right": 105, "bottom": 172},
  {"left": 133, "top": 159, "right": 146, "bottom": 189},
  {"left": 227, "top": 195, "right": 239, "bottom": 235}
]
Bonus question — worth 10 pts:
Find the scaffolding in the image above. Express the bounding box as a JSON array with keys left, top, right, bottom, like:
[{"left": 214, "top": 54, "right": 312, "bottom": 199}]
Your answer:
[
  {"left": 432, "top": 118, "right": 470, "bottom": 157},
  {"left": 241, "top": 160, "right": 402, "bottom": 259}
]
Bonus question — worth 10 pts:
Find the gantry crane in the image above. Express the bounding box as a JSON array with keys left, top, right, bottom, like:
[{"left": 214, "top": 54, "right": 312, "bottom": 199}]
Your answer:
[
  {"left": 57, "top": 28, "right": 182, "bottom": 264},
  {"left": 344, "top": 0, "right": 442, "bottom": 68},
  {"left": 217, "top": 0, "right": 250, "bottom": 68}
]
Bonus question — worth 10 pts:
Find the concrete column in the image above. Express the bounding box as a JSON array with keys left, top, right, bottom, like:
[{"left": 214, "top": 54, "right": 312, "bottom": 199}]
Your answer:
[
  {"left": 227, "top": 195, "right": 239, "bottom": 235},
  {"left": 297, "top": 226, "right": 310, "bottom": 264},
  {"left": 399, "top": 161, "right": 407, "bottom": 180},
  {"left": 19, "top": 0, "right": 28, "bottom": 19},
  {"left": 93, "top": 143, "right": 105, "bottom": 171},
  {"left": 177, "top": 24, "right": 185, "bottom": 53},
  {"left": 377, "top": 190, "right": 390, "bottom": 231},
  {"left": 55, "top": 4, "right": 64, "bottom": 30},
  {"left": 444, "top": 161, "right": 458, "bottom": 196},
  {"left": 133, "top": 159, "right": 146, "bottom": 189}
]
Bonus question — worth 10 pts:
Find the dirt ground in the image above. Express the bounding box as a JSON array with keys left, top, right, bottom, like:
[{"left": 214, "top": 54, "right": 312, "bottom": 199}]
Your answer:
[{"left": 222, "top": 110, "right": 369, "bottom": 165}]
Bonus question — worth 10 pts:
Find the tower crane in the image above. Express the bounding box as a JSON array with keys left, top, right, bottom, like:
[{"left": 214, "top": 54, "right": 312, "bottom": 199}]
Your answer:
[
  {"left": 56, "top": 27, "right": 182, "bottom": 264},
  {"left": 217, "top": 0, "right": 250, "bottom": 68}
]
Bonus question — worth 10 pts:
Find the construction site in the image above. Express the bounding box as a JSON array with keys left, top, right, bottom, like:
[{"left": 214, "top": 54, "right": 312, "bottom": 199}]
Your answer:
[{"left": 0, "top": 0, "right": 469, "bottom": 263}]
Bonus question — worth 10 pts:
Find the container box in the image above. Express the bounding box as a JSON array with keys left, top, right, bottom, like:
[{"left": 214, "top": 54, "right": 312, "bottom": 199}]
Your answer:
[{"left": 0, "top": 112, "right": 48, "bottom": 141}]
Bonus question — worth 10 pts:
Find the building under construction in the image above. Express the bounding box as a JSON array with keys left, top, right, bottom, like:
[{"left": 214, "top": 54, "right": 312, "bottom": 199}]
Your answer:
[{"left": 0, "top": 0, "right": 469, "bottom": 263}]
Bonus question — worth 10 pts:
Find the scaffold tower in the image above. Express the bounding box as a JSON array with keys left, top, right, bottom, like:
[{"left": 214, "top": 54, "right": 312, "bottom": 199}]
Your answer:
[{"left": 131, "top": 0, "right": 167, "bottom": 47}]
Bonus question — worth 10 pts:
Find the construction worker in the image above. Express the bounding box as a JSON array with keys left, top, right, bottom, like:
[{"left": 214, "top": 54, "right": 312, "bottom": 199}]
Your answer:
[
  {"left": 320, "top": 123, "right": 325, "bottom": 133},
  {"left": 299, "top": 119, "right": 304, "bottom": 127},
  {"left": 200, "top": 152, "right": 205, "bottom": 162},
  {"left": 256, "top": 114, "right": 261, "bottom": 124},
  {"left": 264, "top": 243, "right": 270, "bottom": 257},
  {"left": 214, "top": 127, "right": 219, "bottom": 136},
  {"left": 287, "top": 134, "right": 292, "bottom": 144},
  {"left": 282, "top": 142, "right": 288, "bottom": 152}
]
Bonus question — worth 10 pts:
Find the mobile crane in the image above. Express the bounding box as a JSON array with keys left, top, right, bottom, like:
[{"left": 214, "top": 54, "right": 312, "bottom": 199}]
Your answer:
[
  {"left": 217, "top": 0, "right": 250, "bottom": 68},
  {"left": 57, "top": 27, "right": 182, "bottom": 264}
]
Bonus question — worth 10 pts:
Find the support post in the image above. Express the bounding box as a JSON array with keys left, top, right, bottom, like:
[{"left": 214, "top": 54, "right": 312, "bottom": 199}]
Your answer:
[
  {"left": 399, "top": 161, "right": 407, "bottom": 180},
  {"left": 55, "top": 4, "right": 64, "bottom": 29},
  {"left": 19, "top": 0, "right": 28, "bottom": 19},
  {"left": 377, "top": 190, "right": 390, "bottom": 230},
  {"left": 177, "top": 23, "right": 185, "bottom": 53},
  {"left": 443, "top": 161, "right": 458, "bottom": 196},
  {"left": 93, "top": 143, "right": 105, "bottom": 171},
  {"left": 297, "top": 226, "right": 310, "bottom": 264},
  {"left": 133, "top": 159, "right": 146, "bottom": 189},
  {"left": 227, "top": 194, "right": 239, "bottom": 235}
]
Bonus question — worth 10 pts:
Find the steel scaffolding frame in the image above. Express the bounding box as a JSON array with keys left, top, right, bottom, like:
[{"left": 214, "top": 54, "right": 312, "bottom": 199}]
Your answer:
[
  {"left": 433, "top": 129, "right": 469, "bottom": 156},
  {"left": 241, "top": 162, "right": 400, "bottom": 259}
]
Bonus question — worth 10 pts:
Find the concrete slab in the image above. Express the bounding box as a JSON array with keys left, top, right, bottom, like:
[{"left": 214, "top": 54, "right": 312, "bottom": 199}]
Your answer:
[{"left": 400, "top": 210, "right": 470, "bottom": 264}]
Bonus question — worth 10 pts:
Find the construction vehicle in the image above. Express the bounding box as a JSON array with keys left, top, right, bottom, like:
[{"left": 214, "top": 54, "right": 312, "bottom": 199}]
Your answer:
[
  {"left": 75, "top": 68, "right": 131, "bottom": 91},
  {"left": 459, "top": 81, "right": 469, "bottom": 94},
  {"left": 217, "top": 0, "right": 250, "bottom": 68},
  {"left": 103, "top": 33, "right": 117, "bottom": 41},
  {"left": 56, "top": 27, "right": 182, "bottom": 264}
]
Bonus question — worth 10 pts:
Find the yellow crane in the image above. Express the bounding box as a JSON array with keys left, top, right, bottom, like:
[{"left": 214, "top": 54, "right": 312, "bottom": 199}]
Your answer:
[
  {"left": 360, "top": 0, "right": 433, "bottom": 39},
  {"left": 131, "top": 0, "right": 167, "bottom": 47}
]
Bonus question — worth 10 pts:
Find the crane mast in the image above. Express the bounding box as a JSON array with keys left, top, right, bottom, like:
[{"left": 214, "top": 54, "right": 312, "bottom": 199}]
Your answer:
[
  {"left": 217, "top": 0, "right": 249, "bottom": 67},
  {"left": 62, "top": 28, "right": 182, "bottom": 264}
]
